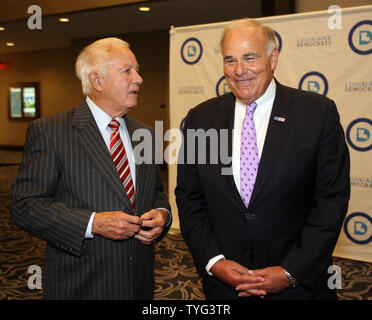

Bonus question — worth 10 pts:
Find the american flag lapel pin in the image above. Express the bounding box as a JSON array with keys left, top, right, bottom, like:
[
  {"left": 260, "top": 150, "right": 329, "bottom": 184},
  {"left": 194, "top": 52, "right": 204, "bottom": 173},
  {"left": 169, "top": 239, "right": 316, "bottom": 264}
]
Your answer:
[{"left": 274, "top": 116, "right": 286, "bottom": 122}]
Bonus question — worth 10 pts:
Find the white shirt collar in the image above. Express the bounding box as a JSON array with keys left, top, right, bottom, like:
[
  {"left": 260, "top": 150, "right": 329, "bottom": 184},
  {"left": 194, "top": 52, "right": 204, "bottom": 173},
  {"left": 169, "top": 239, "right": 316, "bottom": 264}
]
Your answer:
[
  {"left": 86, "top": 96, "right": 125, "bottom": 131},
  {"left": 256, "top": 78, "right": 276, "bottom": 106}
]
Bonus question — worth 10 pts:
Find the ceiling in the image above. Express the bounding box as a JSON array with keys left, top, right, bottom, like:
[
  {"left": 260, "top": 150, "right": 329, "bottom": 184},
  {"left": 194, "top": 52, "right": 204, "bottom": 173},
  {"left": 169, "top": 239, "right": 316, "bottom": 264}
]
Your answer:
[{"left": 0, "top": 0, "right": 262, "bottom": 54}]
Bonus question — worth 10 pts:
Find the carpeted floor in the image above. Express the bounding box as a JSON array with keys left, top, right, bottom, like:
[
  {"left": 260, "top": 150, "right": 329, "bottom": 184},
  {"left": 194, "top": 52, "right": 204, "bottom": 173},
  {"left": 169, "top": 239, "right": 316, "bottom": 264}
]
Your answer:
[{"left": 0, "top": 150, "right": 371, "bottom": 300}]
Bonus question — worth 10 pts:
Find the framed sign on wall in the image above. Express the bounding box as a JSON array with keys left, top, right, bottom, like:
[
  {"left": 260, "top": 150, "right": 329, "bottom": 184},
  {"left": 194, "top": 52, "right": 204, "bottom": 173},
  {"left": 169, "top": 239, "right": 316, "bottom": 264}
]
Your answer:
[{"left": 8, "top": 82, "right": 40, "bottom": 120}]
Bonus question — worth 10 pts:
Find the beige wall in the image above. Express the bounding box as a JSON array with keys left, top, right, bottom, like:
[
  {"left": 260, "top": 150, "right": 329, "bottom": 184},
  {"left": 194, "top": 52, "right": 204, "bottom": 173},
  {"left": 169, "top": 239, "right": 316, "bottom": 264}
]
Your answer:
[
  {"left": 0, "top": 30, "right": 169, "bottom": 146},
  {"left": 0, "top": 47, "right": 82, "bottom": 146}
]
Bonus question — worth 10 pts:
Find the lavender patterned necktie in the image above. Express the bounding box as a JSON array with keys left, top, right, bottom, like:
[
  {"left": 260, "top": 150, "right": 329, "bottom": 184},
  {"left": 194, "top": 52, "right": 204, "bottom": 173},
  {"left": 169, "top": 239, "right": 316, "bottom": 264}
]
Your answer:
[{"left": 240, "top": 102, "right": 259, "bottom": 208}]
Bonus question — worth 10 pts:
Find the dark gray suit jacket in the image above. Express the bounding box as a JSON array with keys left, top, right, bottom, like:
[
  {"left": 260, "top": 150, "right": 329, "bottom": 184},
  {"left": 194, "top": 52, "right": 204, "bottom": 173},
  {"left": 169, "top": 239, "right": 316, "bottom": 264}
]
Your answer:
[
  {"left": 175, "top": 81, "right": 350, "bottom": 300},
  {"left": 11, "top": 101, "right": 171, "bottom": 299}
]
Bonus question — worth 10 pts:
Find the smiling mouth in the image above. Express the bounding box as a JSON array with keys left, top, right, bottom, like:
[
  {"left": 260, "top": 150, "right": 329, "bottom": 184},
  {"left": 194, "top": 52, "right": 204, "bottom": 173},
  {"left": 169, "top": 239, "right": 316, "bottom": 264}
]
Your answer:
[{"left": 233, "top": 79, "right": 254, "bottom": 84}]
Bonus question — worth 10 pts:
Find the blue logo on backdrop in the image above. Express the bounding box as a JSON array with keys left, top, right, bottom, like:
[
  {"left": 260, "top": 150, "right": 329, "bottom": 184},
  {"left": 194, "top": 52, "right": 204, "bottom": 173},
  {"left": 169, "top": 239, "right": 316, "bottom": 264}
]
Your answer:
[
  {"left": 274, "top": 31, "right": 282, "bottom": 52},
  {"left": 346, "top": 118, "right": 372, "bottom": 152},
  {"left": 181, "top": 37, "right": 203, "bottom": 65},
  {"left": 348, "top": 20, "right": 372, "bottom": 55},
  {"left": 344, "top": 212, "right": 372, "bottom": 244},
  {"left": 216, "top": 76, "right": 231, "bottom": 96},
  {"left": 298, "top": 71, "right": 328, "bottom": 96}
]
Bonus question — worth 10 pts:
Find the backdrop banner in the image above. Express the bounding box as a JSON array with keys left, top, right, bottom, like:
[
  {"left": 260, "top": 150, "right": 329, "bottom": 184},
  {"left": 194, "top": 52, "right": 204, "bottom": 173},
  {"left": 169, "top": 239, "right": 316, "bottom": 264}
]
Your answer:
[{"left": 168, "top": 5, "right": 372, "bottom": 262}]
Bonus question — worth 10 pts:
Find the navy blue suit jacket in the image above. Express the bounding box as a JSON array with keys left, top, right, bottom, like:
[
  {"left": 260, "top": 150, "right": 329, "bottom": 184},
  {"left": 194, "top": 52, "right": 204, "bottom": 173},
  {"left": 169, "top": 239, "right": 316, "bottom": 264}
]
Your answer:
[{"left": 175, "top": 81, "right": 350, "bottom": 299}]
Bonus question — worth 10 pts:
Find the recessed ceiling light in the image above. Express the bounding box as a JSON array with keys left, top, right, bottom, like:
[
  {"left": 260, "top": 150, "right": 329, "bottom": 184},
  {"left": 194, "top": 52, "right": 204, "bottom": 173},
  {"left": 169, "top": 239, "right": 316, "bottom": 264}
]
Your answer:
[
  {"left": 59, "top": 17, "right": 69, "bottom": 22},
  {"left": 6, "top": 42, "right": 15, "bottom": 47},
  {"left": 139, "top": 7, "right": 150, "bottom": 12},
  {"left": 0, "top": 27, "right": 5, "bottom": 31}
]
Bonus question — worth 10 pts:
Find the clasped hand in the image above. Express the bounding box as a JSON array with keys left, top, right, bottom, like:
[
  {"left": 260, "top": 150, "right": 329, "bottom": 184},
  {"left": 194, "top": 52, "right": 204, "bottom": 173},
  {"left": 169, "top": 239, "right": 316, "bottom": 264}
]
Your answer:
[
  {"left": 92, "top": 209, "right": 168, "bottom": 244},
  {"left": 210, "top": 260, "right": 289, "bottom": 298}
]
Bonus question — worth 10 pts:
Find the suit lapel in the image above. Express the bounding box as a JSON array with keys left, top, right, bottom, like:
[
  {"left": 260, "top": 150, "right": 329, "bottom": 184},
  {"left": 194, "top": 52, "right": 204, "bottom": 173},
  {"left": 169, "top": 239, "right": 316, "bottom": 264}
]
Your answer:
[
  {"left": 72, "top": 102, "right": 131, "bottom": 207},
  {"left": 214, "top": 93, "right": 235, "bottom": 156},
  {"left": 214, "top": 93, "right": 247, "bottom": 211},
  {"left": 248, "top": 81, "right": 295, "bottom": 208}
]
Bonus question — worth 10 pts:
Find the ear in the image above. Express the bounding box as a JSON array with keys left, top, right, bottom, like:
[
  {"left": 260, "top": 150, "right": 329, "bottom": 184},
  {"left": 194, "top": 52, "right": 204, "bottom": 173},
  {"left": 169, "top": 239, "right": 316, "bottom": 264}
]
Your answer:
[
  {"left": 270, "top": 48, "right": 279, "bottom": 72},
  {"left": 88, "top": 71, "right": 103, "bottom": 92}
]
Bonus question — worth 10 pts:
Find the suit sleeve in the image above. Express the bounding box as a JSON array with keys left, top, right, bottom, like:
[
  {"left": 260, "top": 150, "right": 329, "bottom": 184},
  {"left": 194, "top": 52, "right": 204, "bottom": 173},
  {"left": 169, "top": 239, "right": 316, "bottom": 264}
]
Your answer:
[
  {"left": 154, "top": 163, "right": 173, "bottom": 233},
  {"left": 175, "top": 110, "right": 223, "bottom": 277},
  {"left": 10, "top": 120, "right": 92, "bottom": 257},
  {"left": 281, "top": 100, "right": 350, "bottom": 290}
]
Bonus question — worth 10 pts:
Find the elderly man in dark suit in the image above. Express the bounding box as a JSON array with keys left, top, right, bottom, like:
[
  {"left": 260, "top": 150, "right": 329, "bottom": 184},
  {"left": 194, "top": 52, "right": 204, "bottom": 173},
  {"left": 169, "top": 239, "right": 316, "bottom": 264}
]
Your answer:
[
  {"left": 175, "top": 19, "right": 350, "bottom": 300},
  {"left": 11, "top": 37, "right": 171, "bottom": 299}
]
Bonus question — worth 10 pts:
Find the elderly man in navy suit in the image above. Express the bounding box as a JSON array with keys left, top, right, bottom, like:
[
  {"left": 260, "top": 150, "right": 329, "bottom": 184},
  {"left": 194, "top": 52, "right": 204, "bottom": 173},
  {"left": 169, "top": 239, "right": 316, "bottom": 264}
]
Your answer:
[{"left": 175, "top": 19, "right": 350, "bottom": 300}]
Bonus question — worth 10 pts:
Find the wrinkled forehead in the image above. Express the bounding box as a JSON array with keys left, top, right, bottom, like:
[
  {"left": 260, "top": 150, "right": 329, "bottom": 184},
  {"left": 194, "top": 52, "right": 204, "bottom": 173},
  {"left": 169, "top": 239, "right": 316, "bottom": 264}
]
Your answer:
[
  {"left": 107, "top": 46, "right": 134, "bottom": 60},
  {"left": 222, "top": 26, "right": 267, "bottom": 55},
  {"left": 107, "top": 47, "right": 138, "bottom": 67}
]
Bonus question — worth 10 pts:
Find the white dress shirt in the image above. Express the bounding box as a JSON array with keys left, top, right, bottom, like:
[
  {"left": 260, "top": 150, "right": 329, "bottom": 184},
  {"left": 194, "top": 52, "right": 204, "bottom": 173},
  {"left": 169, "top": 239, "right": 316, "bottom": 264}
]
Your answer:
[
  {"left": 84, "top": 97, "right": 171, "bottom": 238},
  {"left": 206, "top": 79, "right": 277, "bottom": 274},
  {"left": 84, "top": 96, "right": 136, "bottom": 238}
]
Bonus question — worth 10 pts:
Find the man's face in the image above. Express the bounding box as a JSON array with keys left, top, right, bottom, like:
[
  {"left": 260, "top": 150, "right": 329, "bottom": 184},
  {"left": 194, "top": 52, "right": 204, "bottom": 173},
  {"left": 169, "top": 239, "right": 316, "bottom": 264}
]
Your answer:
[
  {"left": 222, "top": 26, "right": 278, "bottom": 105},
  {"left": 100, "top": 47, "right": 143, "bottom": 117}
]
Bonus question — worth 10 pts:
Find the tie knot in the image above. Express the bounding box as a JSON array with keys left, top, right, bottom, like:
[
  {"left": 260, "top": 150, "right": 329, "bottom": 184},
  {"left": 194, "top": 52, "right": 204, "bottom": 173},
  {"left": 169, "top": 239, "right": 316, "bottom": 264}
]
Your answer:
[
  {"left": 246, "top": 102, "right": 257, "bottom": 115},
  {"left": 108, "top": 119, "right": 120, "bottom": 132}
]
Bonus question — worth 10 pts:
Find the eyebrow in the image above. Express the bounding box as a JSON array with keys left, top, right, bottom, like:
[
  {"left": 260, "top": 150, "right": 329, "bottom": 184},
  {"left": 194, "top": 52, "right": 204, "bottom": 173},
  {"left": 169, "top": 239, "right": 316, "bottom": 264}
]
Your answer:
[
  {"left": 118, "top": 64, "right": 131, "bottom": 70},
  {"left": 223, "top": 52, "right": 261, "bottom": 61},
  {"left": 243, "top": 52, "right": 260, "bottom": 58},
  {"left": 223, "top": 55, "right": 235, "bottom": 61},
  {"left": 118, "top": 64, "right": 139, "bottom": 71}
]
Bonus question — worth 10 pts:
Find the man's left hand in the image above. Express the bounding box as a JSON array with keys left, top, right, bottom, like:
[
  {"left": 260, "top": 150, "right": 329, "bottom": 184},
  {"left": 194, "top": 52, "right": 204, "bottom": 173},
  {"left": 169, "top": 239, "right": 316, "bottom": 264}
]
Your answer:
[
  {"left": 236, "top": 266, "right": 289, "bottom": 297},
  {"left": 134, "top": 209, "right": 168, "bottom": 245}
]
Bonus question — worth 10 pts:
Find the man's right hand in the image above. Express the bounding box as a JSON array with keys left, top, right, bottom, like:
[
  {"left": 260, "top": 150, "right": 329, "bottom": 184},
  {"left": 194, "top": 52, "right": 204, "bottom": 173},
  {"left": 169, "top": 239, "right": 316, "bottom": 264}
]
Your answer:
[
  {"left": 210, "top": 259, "right": 267, "bottom": 297},
  {"left": 92, "top": 211, "right": 142, "bottom": 240}
]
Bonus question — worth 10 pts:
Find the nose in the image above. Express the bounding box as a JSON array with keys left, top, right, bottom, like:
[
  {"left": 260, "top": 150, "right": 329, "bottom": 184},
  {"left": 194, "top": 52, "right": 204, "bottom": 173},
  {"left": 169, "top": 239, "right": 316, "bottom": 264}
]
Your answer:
[
  {"left": 234, "top": 60, "right": 247, "bottom": 76},
  {"left": 134, "top": 70, "right": 143, "bottom": 85}
]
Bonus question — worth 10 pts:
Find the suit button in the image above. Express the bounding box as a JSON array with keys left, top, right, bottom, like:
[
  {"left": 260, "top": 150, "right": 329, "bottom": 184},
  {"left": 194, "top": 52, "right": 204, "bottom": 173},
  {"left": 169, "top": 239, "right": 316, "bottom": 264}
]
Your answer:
[
  {"left": 128, "top": 256, "right": 133, "bottom": 262},
  {"left": 245, "top": 213, "right": 255, "bottom": 219}
]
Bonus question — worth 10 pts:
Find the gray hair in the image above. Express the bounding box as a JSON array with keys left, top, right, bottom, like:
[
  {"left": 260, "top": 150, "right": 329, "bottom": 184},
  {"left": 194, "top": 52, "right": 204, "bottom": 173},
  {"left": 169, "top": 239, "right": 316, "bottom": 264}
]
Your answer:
[
  {"left": 75, "top": 37, "right": 130, "bottom": 96},
  {"left": 220, "top": 18, "right": 277, "bottom": 55}
]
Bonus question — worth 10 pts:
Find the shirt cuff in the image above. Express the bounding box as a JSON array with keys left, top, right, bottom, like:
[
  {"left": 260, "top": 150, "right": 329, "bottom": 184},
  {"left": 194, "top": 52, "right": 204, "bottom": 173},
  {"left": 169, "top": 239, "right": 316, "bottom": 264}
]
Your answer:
[
  {"left": 156, "top": 207, "right": 172, "bottom": 228},
  {"left": 85, "top": 212, "right": 96, "bottom": 239},
  {"left": 206, "top": 254, "right": 226, "bottom": 276}
]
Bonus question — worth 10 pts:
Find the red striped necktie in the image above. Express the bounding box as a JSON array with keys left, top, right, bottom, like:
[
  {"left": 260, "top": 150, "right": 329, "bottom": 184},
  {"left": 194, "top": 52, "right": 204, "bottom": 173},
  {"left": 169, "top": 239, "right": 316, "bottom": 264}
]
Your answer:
[{"left": 108, "top": 119, "right": 135, "bottom": 210}]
